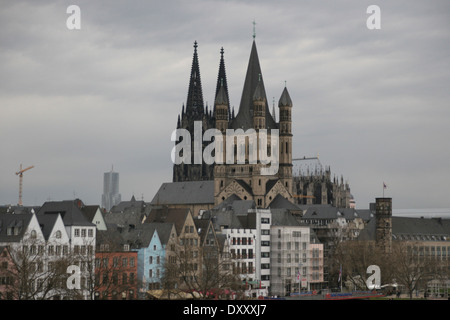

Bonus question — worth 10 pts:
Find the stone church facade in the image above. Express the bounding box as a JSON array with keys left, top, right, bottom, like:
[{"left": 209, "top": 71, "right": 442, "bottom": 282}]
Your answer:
[{"left": 172, "top": 38, "right": 293, "bottom": 208}]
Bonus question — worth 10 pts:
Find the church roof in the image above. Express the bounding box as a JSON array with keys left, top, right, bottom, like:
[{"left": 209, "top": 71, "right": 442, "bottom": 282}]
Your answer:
[
  {"left": 279, "top": 86, "right": 292, "bottom": 107},
  {"left": 214, "top": 47, "right": 230, "bottom": 113},
  {"left": 231, "top": 40, "right": 277, "bottom": 130},
  {"left": 150, "top": 181, "right": 215, "bottom": 205},
  {"left": 215, "top": 81, "right": 228, "bottom": 105}
]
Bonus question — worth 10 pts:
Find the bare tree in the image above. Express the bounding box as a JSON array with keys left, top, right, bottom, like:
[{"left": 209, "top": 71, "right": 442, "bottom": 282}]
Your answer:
[
  {"left": 161, "top": 242, "right": 242, "bottom": 299},
  {"left": 5, "top": 236, "right": 83, "bottom": 300},
  {"left": 390, "top": 241, "right": 444, "bottom": 299}
]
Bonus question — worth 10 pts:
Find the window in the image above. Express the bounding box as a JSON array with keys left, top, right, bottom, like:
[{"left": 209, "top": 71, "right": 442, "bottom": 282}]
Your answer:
[
  {"left": 81, "top": 229, "right": 86, "bottom": 237},
  {"left": 55, "top": 230, "right": 61, "bottom": 239},
  {"left": 88, "top": 229, "right": 94, "bottom": 237},
  {"left": 74, "top": 229, "right": 80, "bottom": 237}
]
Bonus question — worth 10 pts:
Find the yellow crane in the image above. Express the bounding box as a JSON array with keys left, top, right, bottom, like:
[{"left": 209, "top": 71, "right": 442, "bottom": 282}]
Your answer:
[{"left": 15, "top": 164, "right": 34, "bottom": 206}]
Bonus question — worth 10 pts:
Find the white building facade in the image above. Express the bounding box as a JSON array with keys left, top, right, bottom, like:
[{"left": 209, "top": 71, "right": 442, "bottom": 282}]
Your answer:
[
  {"left": 221, "top": 208, "right": 271, "bottom": 298},
  {"left": 270, "top": 225, "right": 324, "bottom": 297}
]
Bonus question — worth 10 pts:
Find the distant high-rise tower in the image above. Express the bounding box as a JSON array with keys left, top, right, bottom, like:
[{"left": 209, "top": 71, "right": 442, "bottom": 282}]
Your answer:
[{"left": 102, "top": 167, "right": 121, "bottom": 211}]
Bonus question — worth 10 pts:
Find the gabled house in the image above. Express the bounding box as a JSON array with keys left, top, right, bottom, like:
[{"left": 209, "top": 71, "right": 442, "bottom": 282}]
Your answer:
[
  {"left": 0, "top": 212, "right": 66, "bottom": 299},
  {"left": 145, "top": 207, "right": 202, "bottom": 290},
  {"left": 95, "top": 228, "right": 138, "bottom": 300},
  {"left": 119, "top": 222, "right": 176, "bottom": 296},
  {"left": 81, "top": 205, "right": 107, "bottom": 231},
  {"left": 37, "top": 200, "right": 97, "bottom": 299}
]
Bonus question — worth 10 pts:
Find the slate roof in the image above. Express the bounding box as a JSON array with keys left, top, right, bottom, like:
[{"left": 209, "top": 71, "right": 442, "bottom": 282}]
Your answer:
[
  {"left": 271, "top": 208, "right": 301, "bottom": 227},
  {"left": 36, "top": 214, "right": 59, "bottom": 240},
  {"left": 104, "top": 205, "right": 147, "bottom": 229},
  {"left": 230, "top": 40, "right": 277, "bottom": 131},
  {"left": 279, "top": 87, "right": 292, "bottom": 107},
  {"left": 110, "top": 195, "right": 146, "bottom": 213},
  {"left": 0, "top": 213, "right": 33, "bottom": 243},
  {"left": 150, "top": 181, "right": 214, "bottom": 205},
  {"left": 96, "top": 228, "right": 126, "bottom": 250},
  {"left": 0, "top": 206, "right": 39, "bottom": 215},
  {"left": 194, "top": 219, "right": 215, "bottom": 244},
  {"left": 301, "top": 205, "right": 371, "bottom": 222},
  {"left": 145, "top": 207, "right": 191, "bottom": 236},
  {"left": 37, "top": 200, "right": 95, "bottom": 227},
  {"left": 82, "top": 205, "right": 102, "bottom": 222},
  {"left": 269, "top": 194, "right": 301, "bottom": 210},
  {"left": 358, "top": 216, "right": 450, "bottom": 242}
]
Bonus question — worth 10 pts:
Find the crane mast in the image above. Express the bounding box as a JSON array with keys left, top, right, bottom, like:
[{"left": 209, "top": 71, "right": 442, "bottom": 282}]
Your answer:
[{"left": 15, "top": 164, "right": 34, "bottom": 206}]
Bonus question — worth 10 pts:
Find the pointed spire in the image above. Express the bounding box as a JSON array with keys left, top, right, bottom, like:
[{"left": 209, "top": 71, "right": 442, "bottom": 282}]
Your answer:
[
  {"left": 272, "top": 98, "right": 277, "bottom": 122},
  {"left": 231, "top": 39, "right": 277, "bottom": 130},
  {"left": 215, "top": 78, "right": 229, "bottom": 105},
  {"left": 186, "top": 41, "right": 204, "bottom": 116},
  {"left": 215, "top": 47, "right": 230, "bottom": 117},
  {"left": 279, "top": 86, "right": 293, "bottom": 107},
  {"left": 253, "top": 74, "right": 265, "bottom": 101}
]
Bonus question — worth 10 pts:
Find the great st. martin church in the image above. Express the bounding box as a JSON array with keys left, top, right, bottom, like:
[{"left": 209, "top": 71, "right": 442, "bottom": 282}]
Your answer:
[{"left": 172, "top": 36, "right": 294, "bottom": 208}]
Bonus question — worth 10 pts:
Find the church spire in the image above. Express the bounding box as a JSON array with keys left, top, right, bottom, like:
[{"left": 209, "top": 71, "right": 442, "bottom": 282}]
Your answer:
[
  {"left": 231, "top": 39, "right": 276, "bottom": 130},
  {"left": 214, "top": 47, "right": 230, "bottom": 119},
  {"left": 186, "top": 41, "right": 204, "bottom": 117}
]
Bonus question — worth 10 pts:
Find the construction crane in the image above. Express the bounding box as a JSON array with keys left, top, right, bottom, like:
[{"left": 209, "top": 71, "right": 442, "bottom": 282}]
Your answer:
[{"left": 15, "top": 164, "right": 34, "bottom": 206}]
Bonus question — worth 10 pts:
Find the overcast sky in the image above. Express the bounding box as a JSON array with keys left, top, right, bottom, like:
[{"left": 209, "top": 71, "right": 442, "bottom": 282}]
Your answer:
[{"left": 1, "top": 0, "right": 449, "bottom": 210}]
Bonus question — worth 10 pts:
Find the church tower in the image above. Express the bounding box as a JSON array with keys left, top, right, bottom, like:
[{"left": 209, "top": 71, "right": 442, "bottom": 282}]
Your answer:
[
  {"left": 173, "top": 41, "right": 214, "bottom": 182},
  {"left": 278, "top": 86, "right": 293, "bottom": 194},
  {"left": 173, "top": 34, "right": 294, "bottom": 208},
  {"left": 213, "top": 38, "right": 293, "bottom": 207}
]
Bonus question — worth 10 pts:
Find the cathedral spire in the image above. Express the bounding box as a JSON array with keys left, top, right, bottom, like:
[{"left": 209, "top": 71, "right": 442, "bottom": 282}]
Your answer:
[
  {"left": 214, "top": 47, "right": 230, "bottom": 119},
  {"left": 186, "top": 41, "right": 204, "bottom": 117}
]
